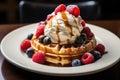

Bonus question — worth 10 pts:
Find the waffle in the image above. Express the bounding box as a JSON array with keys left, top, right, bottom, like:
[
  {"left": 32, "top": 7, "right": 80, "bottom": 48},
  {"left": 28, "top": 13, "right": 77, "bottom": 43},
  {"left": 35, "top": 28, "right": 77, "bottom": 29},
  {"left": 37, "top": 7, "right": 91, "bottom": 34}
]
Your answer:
[{"left": 31, "top": 35, "right": 97, "bottom": 66}]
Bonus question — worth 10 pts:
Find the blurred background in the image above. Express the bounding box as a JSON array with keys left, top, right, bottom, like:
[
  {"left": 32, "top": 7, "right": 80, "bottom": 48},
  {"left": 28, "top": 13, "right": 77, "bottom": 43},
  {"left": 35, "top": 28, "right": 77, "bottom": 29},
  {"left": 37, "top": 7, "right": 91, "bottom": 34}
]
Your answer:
[{"left": 0, "top": 0, "right": 120, "bottom": 24}]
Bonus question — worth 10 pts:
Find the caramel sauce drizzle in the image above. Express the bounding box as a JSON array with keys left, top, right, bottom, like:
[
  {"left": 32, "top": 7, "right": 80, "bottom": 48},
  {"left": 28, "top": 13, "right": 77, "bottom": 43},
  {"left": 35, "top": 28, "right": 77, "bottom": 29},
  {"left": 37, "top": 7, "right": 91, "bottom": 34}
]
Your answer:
[
  {"left": 48, "top": 17, "right": 53, "bottom": 27},
  {"left": 72, "top": 16, "right": 79, "bottom": 30},
  {"left": 56, "top": 17, "right": 60, "bottom": 44},
  {"left": 61, "top": 11, "right": 73, "bottom": 37}
]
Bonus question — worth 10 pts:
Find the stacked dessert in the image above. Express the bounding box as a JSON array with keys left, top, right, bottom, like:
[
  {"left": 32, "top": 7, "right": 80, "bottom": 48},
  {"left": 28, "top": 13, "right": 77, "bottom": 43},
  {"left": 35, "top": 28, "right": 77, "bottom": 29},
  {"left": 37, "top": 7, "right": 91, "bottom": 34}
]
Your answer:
[{"left": 20, "top": 4, "right": 106, "bottom": 67}]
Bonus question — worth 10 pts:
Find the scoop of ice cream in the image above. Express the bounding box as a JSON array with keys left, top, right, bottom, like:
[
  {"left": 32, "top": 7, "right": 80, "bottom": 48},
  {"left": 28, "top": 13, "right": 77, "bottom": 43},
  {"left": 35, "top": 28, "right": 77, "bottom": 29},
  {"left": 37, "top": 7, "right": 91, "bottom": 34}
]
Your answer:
[{"left": 44, "top": 11, "right": 83, "bottom": 45}]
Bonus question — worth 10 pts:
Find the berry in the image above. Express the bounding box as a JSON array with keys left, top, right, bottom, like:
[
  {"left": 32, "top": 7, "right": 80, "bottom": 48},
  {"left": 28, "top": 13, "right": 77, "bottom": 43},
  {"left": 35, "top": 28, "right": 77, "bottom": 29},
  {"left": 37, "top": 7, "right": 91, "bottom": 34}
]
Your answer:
[
  {"left": 46, "top": 14, "right": 53, "bottom": 21},
  {"left": 81, "top": 52, "right": 94, "bottom": 64},
  {"left": 54, "top": 4, "right": 66, "bottom": 15},
  {"left": 66, "top": 5, "right": 80, "bottom": 17},
  {"left": 32, "top": 52, "right": 45, "bottom": 64},
  {"left": 81, "top": 20, "right": 86, "bottom": 27},
  {"left": 27, "top": 33, "right": 33, "bottom": 40},
  {"left": 91, "top": 50, "right": 102, "bottom": 61},
  {"left": 26, "top": 47, "right": 34, "bottom": 58},
  {"left": 20, "top": 39, "right": 31, "bottom": 52},
  {"left": 43, "top": 36, "right": 51, "bottom": 44},
  {"left": 96, "top": 44, "right": 105, "bottom": 54},
  {"left": 75, "top": 36, "right": 84, "bottom": 45},
  {"left": 72, "top": 59, "right": 81, "bottom": 67},
  {"left": 35, "top": 24, "right": 45, "bottom": 38},
  {"left": 39, "top": 35, "right": 45, "bottom": 43},
  {"left": 80, "top": 33, "right": 87, "bottom": 41},
  {"left": 82, "top": 27, "right": 92, "bottom": 38}
]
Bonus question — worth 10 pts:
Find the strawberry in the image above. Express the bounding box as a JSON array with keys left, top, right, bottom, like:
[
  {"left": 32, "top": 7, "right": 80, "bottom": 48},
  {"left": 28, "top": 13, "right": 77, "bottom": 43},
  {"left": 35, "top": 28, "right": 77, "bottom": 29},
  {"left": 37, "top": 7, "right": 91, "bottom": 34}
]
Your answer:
[
  {"left": 32, "top": 52, "right": 45, "bottom": 64},
  {"left": 46, "top": 14, "right": 53, "bottom": 21},
  {"left": 81, "top": 20, "right": 86, "bottom": 27},
  {"left": 82, "top": 27, "right": 92, "bottom": 38},
  {"left": 54, "top": 4, "right": 66, "bottom": 15},
  {"left": 66, "top": 5, "right": 80, "bottom": 17},
  {"left": 95, "top": 44, "right": 105, "bottom": 54},
  {"left": 81, "top": 52, "right": 94, "bottom": 64},
  {"left": 20, "top": 39, "right": 31, "bottom": 52},
  {"left": 35, "top": 24, "right": 45, "bottom": 38}
]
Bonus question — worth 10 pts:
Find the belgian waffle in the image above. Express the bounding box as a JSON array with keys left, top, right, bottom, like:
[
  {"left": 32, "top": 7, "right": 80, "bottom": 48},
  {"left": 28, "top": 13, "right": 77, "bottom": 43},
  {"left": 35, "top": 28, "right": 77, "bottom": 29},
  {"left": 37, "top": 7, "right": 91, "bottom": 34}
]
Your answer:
[{"left": 31, "top": 35, "right": 97, "bottom": 66}]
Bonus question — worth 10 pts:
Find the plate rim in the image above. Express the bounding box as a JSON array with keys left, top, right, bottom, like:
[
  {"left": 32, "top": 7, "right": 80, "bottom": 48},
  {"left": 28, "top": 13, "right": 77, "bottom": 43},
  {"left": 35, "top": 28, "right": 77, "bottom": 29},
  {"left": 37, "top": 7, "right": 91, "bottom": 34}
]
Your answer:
[{"left": 0, "top": 23, "right": 120, "bottom": 76}]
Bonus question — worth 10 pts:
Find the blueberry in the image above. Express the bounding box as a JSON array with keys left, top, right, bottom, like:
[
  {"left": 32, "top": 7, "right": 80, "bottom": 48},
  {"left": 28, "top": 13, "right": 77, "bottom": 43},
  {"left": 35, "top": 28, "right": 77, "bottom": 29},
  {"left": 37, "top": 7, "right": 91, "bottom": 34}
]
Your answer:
[
  {"left": 27, "top": 33, "right": 33, "bottom": 40},
  {"left": 39, "top": 35, "right": 45, "bottom": 43},
  {"left": 26, "top": 47, "right": 34, "bottom": 58},
  {"left": 91, "top": 50, "right": 102, "bottom": 61},
  {"left": 81, "top": 33, "right": 87, "bottom": 41},
  {"left": 75, "top": 36, "right": 84, "bottom": 45},
  {"left": 43, "top": 36, "right": 51, "bottom": 44},
  {"left": 72, "top": 59, "right": 81, "bottom": 67}
]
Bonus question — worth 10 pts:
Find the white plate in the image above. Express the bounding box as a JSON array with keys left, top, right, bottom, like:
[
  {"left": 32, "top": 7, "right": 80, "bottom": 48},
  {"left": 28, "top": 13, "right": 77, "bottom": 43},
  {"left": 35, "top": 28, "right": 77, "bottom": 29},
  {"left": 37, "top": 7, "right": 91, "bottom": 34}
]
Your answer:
[{"left": 0, "top": 23, "right": 120, "bottom": 76}]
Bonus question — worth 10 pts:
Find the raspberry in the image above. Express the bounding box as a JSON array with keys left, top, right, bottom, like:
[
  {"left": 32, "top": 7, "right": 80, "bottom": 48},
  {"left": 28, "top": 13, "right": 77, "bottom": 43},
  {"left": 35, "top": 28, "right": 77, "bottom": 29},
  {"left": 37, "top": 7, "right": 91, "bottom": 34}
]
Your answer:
[
  {"left": 20, "top": 39, "right": 31, "bottom": 52},
  {"left": 35, "top": 24, "right": 45, "bottom": 38},
  {"left": 96, "top": 44, "right": 105, "bottom": 54},
  {"left": 32, "top": 52, "right": 45, "bottom": 64},
  {"left": 54, "top": 4, "right": 66, "bottom": 15},
  {"left": 66, "top": 5, "right": 80, "bottom": 17},
  {"left": 46, "top": 14, "right": 53, "bottom": 21},
  {"left": 82, "top": 27, "right": 92, "bottom": 38},
  {"left": 81, "top": 52, "right": 94, "bottom": 64},
  {"left": 81, "top": 20, "right": 86, "bottom": 27}
]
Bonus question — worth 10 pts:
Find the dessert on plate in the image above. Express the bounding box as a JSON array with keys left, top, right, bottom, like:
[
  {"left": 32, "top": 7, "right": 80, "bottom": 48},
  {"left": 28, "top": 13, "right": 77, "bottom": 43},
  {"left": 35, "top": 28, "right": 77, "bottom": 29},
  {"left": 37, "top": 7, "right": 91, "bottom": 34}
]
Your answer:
[{"left": 20, "top": 4, "right": 106, "bottom": 67}]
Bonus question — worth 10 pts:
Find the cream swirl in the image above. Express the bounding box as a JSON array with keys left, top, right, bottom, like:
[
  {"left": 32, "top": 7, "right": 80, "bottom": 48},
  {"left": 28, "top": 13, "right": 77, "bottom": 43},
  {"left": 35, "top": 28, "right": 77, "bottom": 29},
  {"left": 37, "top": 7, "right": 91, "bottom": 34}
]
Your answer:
[{"left": 44, "top": 11, "right": 83, "bottom": 45}]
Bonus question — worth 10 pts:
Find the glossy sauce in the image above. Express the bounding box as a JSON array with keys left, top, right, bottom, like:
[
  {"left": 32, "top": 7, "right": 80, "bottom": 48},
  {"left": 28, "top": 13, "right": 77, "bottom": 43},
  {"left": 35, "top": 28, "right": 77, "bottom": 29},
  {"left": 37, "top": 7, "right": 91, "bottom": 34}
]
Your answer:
[
  {"left": 56, "top": 19, "right": 60, "bottom": 43},
  {"left": 48, "top": 17, "right": 52, "bottom": 27},
  {"left": 61, "top": 11, "right": 73, "bottom": 37}
]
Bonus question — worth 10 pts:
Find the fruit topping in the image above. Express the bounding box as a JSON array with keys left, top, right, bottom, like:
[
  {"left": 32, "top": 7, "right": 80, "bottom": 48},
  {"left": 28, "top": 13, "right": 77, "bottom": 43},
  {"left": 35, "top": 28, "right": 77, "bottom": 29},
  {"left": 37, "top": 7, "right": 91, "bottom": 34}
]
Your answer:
[
  {"left": 75, "top": 33, "right": 87, "bottom": 45},
  {"left": 66, "top": 5, "right": 80, "bottom": 17},
  {"left": 26, "top": 47, "right": 34, "bottom": 58},
  {"left": 81, "top": 20, "right": 86, "bottom": 27},
  {"left": 39, "top": 35, "right": 45, "bottom": 43},
  {"left": 43, "top": 36, "right": 51, "bottom": 44},
  {"left": 91, "top": 50, "right": 102, "bottom": 61},
  {"left": 54, "top": 4, "right": 66, "bottom": 15},
  {"left": 72, "top": 59, "right": 81, "bottom": 67},
  {"left": 46, "top": 14, "right": 53, "bottom": 21},
  {"left": 81, "top": 52, "right": 94, "bottom": 64},
  {"left": 82, "top": 27, "right": 92, "bottom": 38},
  {"left": 75, "top": 35, "right": 84, "bottom": 45},
  {"left": 27, "top": 33, "right": 33, "bottom": 40},
  {"left": 35, "top": 23, "right": 45, "bottom": 38},
  {"left": 80, "top": 33, "right": 87, "bottom": 41},
  {"left": 95, "top": 44, "right": 105, "bottom": 54},
  {"left": 32, "top": 52, "right": 45, "bottom": 64},
  {"left": 20, "top": 39, "right": 31, "bottom": 52}
]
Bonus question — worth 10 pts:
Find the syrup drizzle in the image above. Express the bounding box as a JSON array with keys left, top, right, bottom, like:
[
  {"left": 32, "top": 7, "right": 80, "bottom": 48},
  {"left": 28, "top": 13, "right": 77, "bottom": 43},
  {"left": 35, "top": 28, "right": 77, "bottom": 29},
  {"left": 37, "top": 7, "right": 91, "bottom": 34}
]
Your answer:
[
  {"left": 61, "top": 11, "right": 73, "bottom": 37},
  {"left": 48, "top": 17, "right": 53, "bottom": 27},
  {"left": 56, "top": 17, "right": 60, "bottom": 43},
  {"left": 72, "top": 16, "right": 80, "bottom": 31}
]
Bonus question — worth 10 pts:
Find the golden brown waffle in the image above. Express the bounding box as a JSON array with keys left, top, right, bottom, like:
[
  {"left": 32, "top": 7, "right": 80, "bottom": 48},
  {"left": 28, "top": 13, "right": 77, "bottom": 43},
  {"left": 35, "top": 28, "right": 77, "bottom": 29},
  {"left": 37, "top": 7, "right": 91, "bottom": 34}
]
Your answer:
[{"left": 31, "top": 35, "right": 96, "bottom": 66}]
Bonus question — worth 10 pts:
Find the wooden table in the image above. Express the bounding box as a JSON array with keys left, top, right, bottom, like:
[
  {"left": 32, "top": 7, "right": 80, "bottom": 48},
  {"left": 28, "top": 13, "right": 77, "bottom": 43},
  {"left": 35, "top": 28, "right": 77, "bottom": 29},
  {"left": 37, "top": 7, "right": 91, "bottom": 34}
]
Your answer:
[{"left": 0, "top": 20, "right": 120, "bottom": 80}]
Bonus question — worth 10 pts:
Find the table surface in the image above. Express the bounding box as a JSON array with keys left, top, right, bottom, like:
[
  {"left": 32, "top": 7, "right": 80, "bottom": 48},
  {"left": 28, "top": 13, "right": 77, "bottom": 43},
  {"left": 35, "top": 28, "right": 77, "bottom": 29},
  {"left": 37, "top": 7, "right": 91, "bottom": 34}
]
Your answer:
[{"left": 0, "top": 20, "right": 120, "bottom": 80}]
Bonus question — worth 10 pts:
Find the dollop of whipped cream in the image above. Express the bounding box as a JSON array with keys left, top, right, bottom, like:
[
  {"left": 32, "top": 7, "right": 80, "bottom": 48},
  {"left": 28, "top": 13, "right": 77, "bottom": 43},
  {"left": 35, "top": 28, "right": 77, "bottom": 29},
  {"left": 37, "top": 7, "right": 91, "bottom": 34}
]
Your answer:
[{"left": 44, "top": 11, "right": 83, "bottom": 45}]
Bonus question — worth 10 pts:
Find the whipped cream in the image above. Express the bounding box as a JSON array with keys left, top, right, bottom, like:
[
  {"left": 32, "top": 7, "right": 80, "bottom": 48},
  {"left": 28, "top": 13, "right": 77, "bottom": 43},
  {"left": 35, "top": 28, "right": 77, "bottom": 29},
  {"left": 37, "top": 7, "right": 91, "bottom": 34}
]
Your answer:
[{"left": 44, "top": 11, "right": 83, "bottom": 45}]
